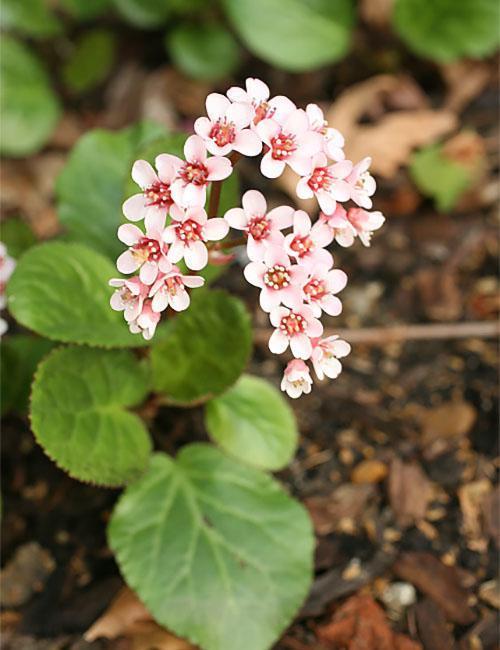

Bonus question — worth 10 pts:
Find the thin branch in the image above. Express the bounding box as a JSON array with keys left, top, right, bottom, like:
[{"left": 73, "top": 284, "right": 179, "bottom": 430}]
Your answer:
[{"left": 207, "top": 180, "right": 222, "bottom": 218}]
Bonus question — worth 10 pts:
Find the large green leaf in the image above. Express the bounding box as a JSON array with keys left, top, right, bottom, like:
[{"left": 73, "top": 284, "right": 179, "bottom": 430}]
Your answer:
[
  {"left": 393, "top": 0, "right": 500, "bottom": 62},
  {"left": 222, "top": 0, "right": 354, "bottom": 71},
  {"left": 57, "top": 123, "right": 185, "bottom": 259},
  {"left": 151, "top": 290, "right": 252, "bottom": 405},
  {"left": 6, "top": 242, "right": 148, "bottom": 348},
  {"left": 62, "top": 29, "right": 117, "bottom": 94},
  {"left": 0, "top": 35, "right": 61, "bottom": 156},
  {"left": 112, "top": 0, "right": 171, "bottom": 27},
  {"left": 30, "top": 346, "right": 152, "bottom": 486},
  {"left": 1, "top": 219, "right": 36, "bottom": 258},
  {"left": 205, "top": 375, "right": 298, "bottom": 471},
  {"left": 109, "top": 444, "right": 314, "bottom": 650},
  {"left": 0, "top": 0, "right": 61, "bottom": 38},
  {"left": 60, "top": 0, "right": 112, "bottom": 19}
]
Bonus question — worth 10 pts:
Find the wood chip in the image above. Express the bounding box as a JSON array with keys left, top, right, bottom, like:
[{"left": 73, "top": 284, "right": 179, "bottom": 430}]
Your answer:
[
  {"left": 388, "top": 458, "right": 433, "bottom": 527},
  {"left": 351, "top": 459, "right": 388, "bottom": 484},
  {"left": 414, "top": 598, "right": 455, "bottom": 650},
  {"left": 304, "top": 484, "right": 375, "bottom": 535},
  {"left": 458, "top": 479, "right": 492, "bottom": 551}
]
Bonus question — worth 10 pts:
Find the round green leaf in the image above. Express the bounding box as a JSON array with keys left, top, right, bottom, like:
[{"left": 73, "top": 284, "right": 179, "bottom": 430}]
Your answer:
[
  {"left": 109, "top": 444, "right": 314, "bottom": 650},
  {"left": 151, "top": 290, "right": 252, "bottom": 405},
  {"left": 57, "top": 123, "right": 185, "bottom": 259},
  {"left": 1, "top": 218, "right": 36, "bottom": 258},
  {"left": 60, "top": 0, "right": 112, "bottom": 19},
  {"left": 205, "top": 375, "right": 298, "bottom": 470},
  {"left": 393, "top": 0, "right": 500, "bottom": 62},
  {"left": 112, "top": 0, "right": 171, "bottom": 27},
  {"left": 62, "top": 29, "right": 117, "bottom": 94},
  {"left": 0, "top": 0, "right": 61, "bottom": 38},
  {"left": 6, "top": 241, "right": 148, "bottom": 348},
  {"left": 166, "top": 23, "right": 241, "bottom": 81},
  {"left": 222, "top": 0, "right": 354, "bottom": 71},
  {"left": 0, "top": 35, "right": 61, "bottom": 156},
  {"left": 31, "top": 346, "right": 152, "bottom": 486}
]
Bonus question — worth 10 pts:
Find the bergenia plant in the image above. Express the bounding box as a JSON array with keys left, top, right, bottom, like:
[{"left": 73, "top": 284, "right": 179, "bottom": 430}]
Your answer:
[{"left": 5, "top": 79, "right": 384, "bottom": 650}]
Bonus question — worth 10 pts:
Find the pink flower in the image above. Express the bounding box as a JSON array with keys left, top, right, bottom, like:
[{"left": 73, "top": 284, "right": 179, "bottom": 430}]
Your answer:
[
  {"left": 306, "top": 103, "right": 345, "bottom": 161},
  {"left": 116, "top": 219, "right": 167, "bottom": 285},
  {"left": 128, "top": 301, "right": 161, "bottom": 340},
  {"left": 149, "top": 263, "right": 205, "bottom": 313},
  {"left": 296, "top": 154, "right": 352, "bottom": 214},
  {"left": 243, "top": 246, "right": 306, "bottom": 312},
  {"left": 194, "top": 93, "right": 262, "bottom": 157},
  {"left": 227, "top": 77, "right": 296, "bottom": 127},
  {"left": 257, "top": 109, "right": 323, "bottom": 178},
  {"left": 109, "top": 276, "right": 149, "bottom": 323},
  {"left": 163, "top": 205, "right": 229, "bottom": 271},
  {"left": 311, "top": 335, "right": 351, "bottom": 381},
  {"left": 303, "top": 264, "right": 347, "bottom": 317},
  {"left": 281, "top": 359, "right": 313, "bottom": 399},
  {"left": 170, "top": 135, "right": 232, "bottom": 208},
  {"left": 347, "top": 157, "right": 376, "bottom": 209},
  {"left": 284, "top": 210, "right": 333, "bottom": 269},
  {"left": 269, "top": 304, "right": 323, "bottom": 359},
  {"left": 224, "top": 189, "right": 294, "bottom": 261},
  {"left": 346, "top": 208, "right": 385, "bottom": 247},
  {"left": 122, "top": 156, "right": 180, "bottom": 229},
  {"left": 320, "top": 205, "right": 356, "bottom": 247},
  {"left": 0, "top": 242, "right": 15, "bottom": 336}
]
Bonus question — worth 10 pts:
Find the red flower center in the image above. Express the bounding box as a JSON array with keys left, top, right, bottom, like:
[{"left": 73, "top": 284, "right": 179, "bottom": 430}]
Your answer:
[
  {"left": 290, "top": 235, "right": 314, "bottom": 258},
  {"left": 145, "top": 181, "right": 172, "bottom": 208},
  {"left": 164, "top": 275, "right": 184, "bottom": 295},
  {"left": 280, "top": 312, "right": 306, "bottom": 336},
  {"left": 270, "top": 131, "right": 296, "bottom": 160},
  {"left": 180, "top": 162, "right": 208, "bottom": 186},
  {"left": 133, "top": 238, "right": 161, "bottom": 262},
  {"left": 304, "top": 278, "right": 326, "bottom": 301},
  {"left": 263, "top": 264, "right": 290, "bottom": 290},
  {"left": 209, "top": 119, "right": 236, "bottom": 147},
  {"left": 253, "top": 101, "right": 274, "bottom": 125},
  {"left": 176, "top": 219, "right": 203, "bottom": 242},
  {"left": 247, "top": 216, "right": 270, "bottom": 241},
  {"left": 307, "top": 167, "right": 331, "bottom": 192}
]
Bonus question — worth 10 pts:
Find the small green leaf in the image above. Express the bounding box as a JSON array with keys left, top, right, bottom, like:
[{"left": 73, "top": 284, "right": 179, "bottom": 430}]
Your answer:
[
  {"left": 112, "top": 0, "right": 171, "bottom": 27},
  {"left": 151, "top": 290, "right": 252, "bottom": 405},
  {"left": 393, "top": 0, "right": 500, "bottom": 62},
  {"left": 1, "top": 219, "right": 36, "bottom": 258},
  {"left": 109, "top": 444, "right": 314, "bottom": 650},
  {"left": 166, "top": 22, "right": 241, "bottom": 81},
  {"left": 62, "top": 29, "right": 117, "bottom": 94},
  {"left": 222, "top": 0, "right": 355, "bottom": 71},
  {"left": 205, "top": 375, "right": 298, "bottom": 471},
  {"left": 31, "top": 346, "right": 152, "bottom": 486},
  {"left": 60, "top": 0, "right": 112, "bottom": 19},
  {"left": 0, "top": 35, "right": 61, "bottom": 156},
  {"left": 57, "top": 123, "right": 184, "bottom": 259},
  {"left": 1, "top": 335, "right": 54, "bottom": 415},
  {"left": 0, "top": 0, "right": 61, "bottom": 38},
  {"left": 409, "top": 144, "right": 473, "bottom": 211},
  {"left": 7, "top": 241, "right": 148, "bottom": 348}
]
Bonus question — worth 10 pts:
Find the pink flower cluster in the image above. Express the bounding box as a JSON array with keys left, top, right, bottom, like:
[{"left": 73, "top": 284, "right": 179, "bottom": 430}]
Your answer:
[
  {"left": 0, "top": 242, "right": 16, "bottom": 337},
  {"left": 111, "top": 77, "right": 385, "bottom": 396}
]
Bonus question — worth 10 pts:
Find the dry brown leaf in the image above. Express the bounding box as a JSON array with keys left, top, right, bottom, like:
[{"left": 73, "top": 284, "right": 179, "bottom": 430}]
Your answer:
[
  {"left": 304, "top": 484, "right": 375, "bottom": 535},
  {"left": 85, "top": 586, "right": 196, "bottom": 650},
  {"left": 388, "top": 458, "right": 433, "bottom": 528},
  {"left": 441, "top": 60, "right": 492, "bottom": 113}
]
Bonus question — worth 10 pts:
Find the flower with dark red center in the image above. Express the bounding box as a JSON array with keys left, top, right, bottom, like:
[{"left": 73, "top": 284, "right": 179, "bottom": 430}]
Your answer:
[
  {"left": 302, "top": 263, "right": 347, "bottom": 317},
  {"left": 227, "top": 78, "right": 296, "bottom": 128},
  {"left": 149, "top": 262, "right": 205, "bottom": 313},
  {"left": 109, "top": 275, "right": 149, "bottom": 323},
  {"left": 268, "top": 305, "right": 323, "bottom": 359},
  {"left": 116, "top": 220, "right": 168, "bottom": 285},
  {"left": 224, "top": 189, "right": 293, "bottom": 261},
  {"left": 296, "top": 153, "right": 352, "bottom": 214},
  {"left": 311, "top": 335, "right": 351, "bottom": 381},
  {"left": 284, "top": 210, "right": 333, "bottom": 270}
]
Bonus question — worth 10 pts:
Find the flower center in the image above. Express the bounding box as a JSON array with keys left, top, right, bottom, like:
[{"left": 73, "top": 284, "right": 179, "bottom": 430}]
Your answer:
[
  {"left": 356, "top": 172, "right": 370, "bottom": 191},
  {"left": 263, "top": 264, "right": 290, "bottom": 290},
  {"left": 145, "top": 181, "right": 172, "bottom": 208},
  {"left": 247, "top": 216, "right": 270, "bottom": 241},
  {"left": 308, "top": 167, "right": 331, "bottom": 192},
  {"left": 280, "top": 312, "right": 306, "bottom": 337},
  {"left": 290, "top": 235, "right": 314, "bottom": 258},
  {"left": 253, "top": 101, "right": 274, "bottom": 125},
  {"left": 176, "top": 219, "right": 203, "bottom": 242},
  {"left": 133, "top": 238, "right": 161, "bottom": 263},
  {"left": 304, "top": 278, "right": 326, "bottom": 301},
  {"left": 270, "top": 132, "right": 296, "bottom": 160},
  {"left": 209, "top": 119, "right": 236, "bottom": 147},
  {"left": 164, "top": 275, "right": 184, "bottom": 295},
  {"left": 180, "top": 162, "right": 208, "bottom": 186}
]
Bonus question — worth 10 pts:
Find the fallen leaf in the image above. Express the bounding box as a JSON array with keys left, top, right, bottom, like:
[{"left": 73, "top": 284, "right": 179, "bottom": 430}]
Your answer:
[
  {"left": 85, "top": 586, "right": 196, "bottom": 650},
  {"left": 304, "top": 484, "right": 375, "bottom": 535},
  {"left": 414, "top": 598, "right": 455, "bottom": 650},
  {"left": 0, "top": 542, "right": 55, "bottom": 608},
  {"left": 458, "top": 479, "right": 493, "bottom": 551},
  {"left": 441, "top": 60, "right": 492, "bottom": 113},
  {"left": 388, "top": 458, "right": 433, "bottom": 527},
  {"left": 394, "top": 552, "right": 476, "bottom": 625}
]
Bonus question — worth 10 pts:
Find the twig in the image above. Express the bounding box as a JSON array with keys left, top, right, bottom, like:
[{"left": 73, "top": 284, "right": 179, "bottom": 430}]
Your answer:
[{"left": 207, "top": 180, "right": 222, "bottom": 218}]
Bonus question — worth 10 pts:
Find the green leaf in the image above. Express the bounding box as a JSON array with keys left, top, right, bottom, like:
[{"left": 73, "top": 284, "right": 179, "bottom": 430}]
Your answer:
[
  {"left": 151, "top": 290, "right": 252, "bottom": 405},
  {"left": 109, "top": 444, "right": 314, "bottom": 650},
  {"left": 409, "top": 144, "right": 472, "bottom": 211},
  {"left": 205, "top": 375, "right": 298, "bottom": 471},
  {"left": 222, "top": 0, "right": 355, "bottom": 71},
  {"left": 392, "top": 0, "right": 500, "bottom": 62},
  {"left": 31, "top": 346, "right": 152, "bottom": 486},
  {"left": 0, "top": 35, "right": 61, "bottom": 157},
  {"left": 57, "top": 123, "right": 185, "bottom": 260},
  {"left": 1, "top": 219, "right": 36, "bottom": 258},
  {"left": 60, "top": 0, "right": 112, "bottom": 19},
  {"left": 6, "top": 241, "right": 149, "bottom": 348},
  {"left": 1, "top": 335, "right": 54, "bottom": 415},
  {"left": 0, "top": 0, "right": 61, "bottom": 38},
  {"left": 62, "top": 29, "right": 117, "bottom": 94},
  {"left": 112, "top": 0, "right": 171, "bottom": 27},
  {"left": 166, "top": 22, "right": 241, "bottom": 81}
]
